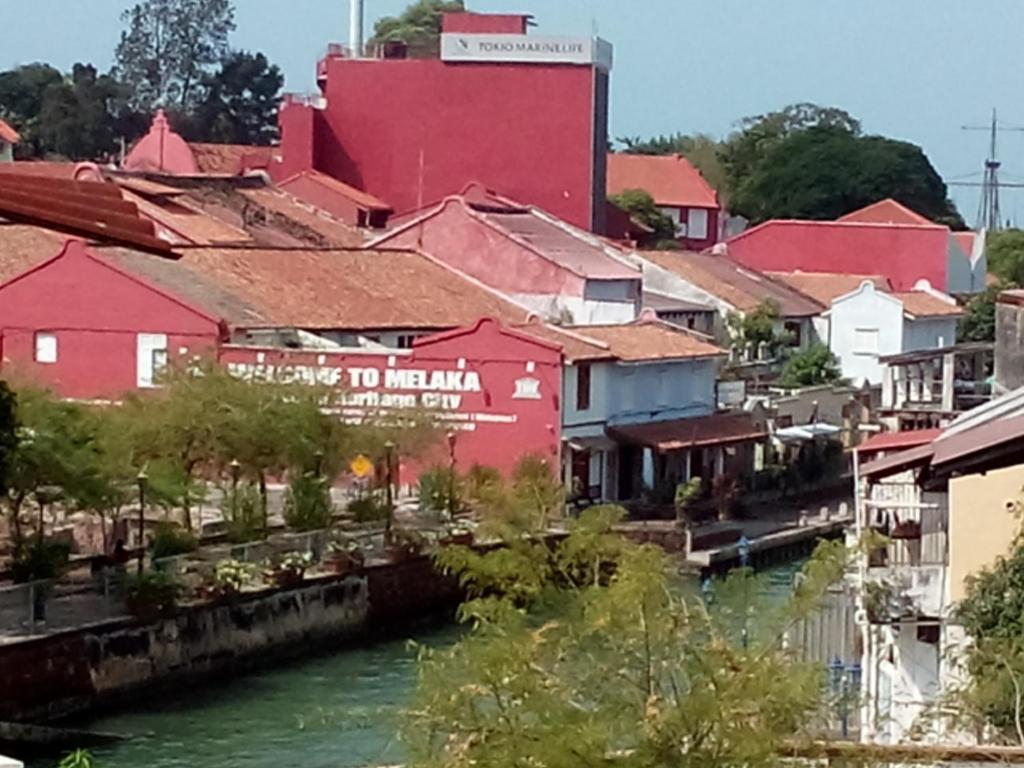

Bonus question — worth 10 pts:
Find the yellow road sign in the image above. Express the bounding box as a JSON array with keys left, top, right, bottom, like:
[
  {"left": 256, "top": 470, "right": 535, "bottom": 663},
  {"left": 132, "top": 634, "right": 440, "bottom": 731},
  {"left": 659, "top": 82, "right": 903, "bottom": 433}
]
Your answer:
[{"left": 350, "top": 454, "right": 374, "bottom": 478}]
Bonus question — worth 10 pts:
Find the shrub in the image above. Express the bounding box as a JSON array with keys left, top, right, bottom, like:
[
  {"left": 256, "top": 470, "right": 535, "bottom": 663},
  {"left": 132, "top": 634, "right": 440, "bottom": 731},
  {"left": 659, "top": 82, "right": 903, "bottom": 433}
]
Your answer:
[
  {"left": 283, "top": 473, "right": 334, "bottom": 532},
  {"left": 11, "top": 538, "right": 71, "bottom": 583},
  {"left": 418, "top": 466, "right": 460, "bottom": 514},
  {"left": 220, "top": 483, "right": 265, "bottom": 543},
  {"left": 348, "top": 493, "right": 388, "bottom": 523},
  {"left": 124, "top": 570, "right": 182, "bottom": 618},
  {"left": 150, "top": 522, "right": 199, "bottom": 561},
  {"left": 214, "top": 559, "right": 258, "bottom": 593}
]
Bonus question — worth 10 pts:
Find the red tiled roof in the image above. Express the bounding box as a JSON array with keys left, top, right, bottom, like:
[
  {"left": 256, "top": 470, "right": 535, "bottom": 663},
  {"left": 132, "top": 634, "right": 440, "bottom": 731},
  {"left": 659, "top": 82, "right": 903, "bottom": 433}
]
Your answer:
[
  {"left": 642, "top": 250, "right": 824, "bottom": 316},
  {"left": 607, "top": 153, "right": 718, "bottom": 209},
  {"left": 173, "top": 246, "right": 530, "bottom": 330},
  {"left": 609, "top": 411, "right": 768, "bottom": 451},
  {"left": 724, "top": 220, "right": 951, "bottom": 292},
  {"left": 279, "top": 170, "right": 392, "bottom": 213},
  {"left": 189, "top": 143, "right": 276, "bottom": 176},
  {"left": 0, "top": 223, "right": 67, "bottom": 282},
  {"left": 0, "top": 173, "right": 173, "bottom": 256},
  {"left": 891, "top": 291, "right": 963, "bottom": 318},
  {"left": 838, "top": 198, "right": 932, "bottom": 226},
  {"left": 768, "top": 271, "right": 890, "bottom": 304},
  {"left": 857, "top": 428, "right": 943, "bottom": 456},
  {"left": 516, "top": 320, "right": 723, "bottom": 363},
  {"left": 0, "top": 118, "right": 20, "bottom": 144},
  {"left": 0, "top": 161, "right": 78, "bottom": 178}
]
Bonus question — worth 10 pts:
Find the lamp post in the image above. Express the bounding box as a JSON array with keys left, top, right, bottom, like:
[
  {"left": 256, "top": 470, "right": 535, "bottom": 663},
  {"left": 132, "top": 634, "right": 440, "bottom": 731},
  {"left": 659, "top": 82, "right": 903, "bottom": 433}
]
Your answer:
[
  {"left": 314, "top": 449, "right": 325, "bottom": 478},
  {"left": 136, "top": 469, "right": 148, "bottom": 575},
  {"left": 446, "top": 431, "right": 457, "bottom": 521},
  {"left": 383, "top": 441, "right": 395, "bottom": 543},
  {"left": 229, "top": 458, "right": 241, "bottom": 522}
]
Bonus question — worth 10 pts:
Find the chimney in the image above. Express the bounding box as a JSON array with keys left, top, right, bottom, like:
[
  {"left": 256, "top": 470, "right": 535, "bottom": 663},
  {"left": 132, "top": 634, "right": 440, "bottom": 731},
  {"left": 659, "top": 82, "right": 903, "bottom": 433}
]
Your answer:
[{"left": 350, "top": 0, "right": 365, "bottom": 57}]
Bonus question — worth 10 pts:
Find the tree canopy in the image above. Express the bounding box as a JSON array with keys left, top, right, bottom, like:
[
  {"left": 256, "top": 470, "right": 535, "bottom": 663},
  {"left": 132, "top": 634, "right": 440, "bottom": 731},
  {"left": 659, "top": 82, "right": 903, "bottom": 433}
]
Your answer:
[
  {"left": 987, "top": 229, "right": 1024, "bottom": 286},
  {"left": 608, "top": 188, "right": 677, "bottom": 244},
  {"left": 403, "top": 505, "right": 850, "bottom": 767},
  {"left": 617, "top": 132, "right": 729, "bottom": 200},
  {"left": 959, "top": 284, "right": 1003, "bottom": 343},
  {"left": 368, "top": 0, "right": 465, "bottom": 57},
  {"left": 114, "top": 0, "right": 236, "bottom": 112},
  {"left": 729, "top": 125, "right": 964, "bottom": 226},
  {"left": 185, "top": 51, "right": 283, "bottom": 145},
  {"left": 778, "top": 343, "right": 844, "bottom": 389}
]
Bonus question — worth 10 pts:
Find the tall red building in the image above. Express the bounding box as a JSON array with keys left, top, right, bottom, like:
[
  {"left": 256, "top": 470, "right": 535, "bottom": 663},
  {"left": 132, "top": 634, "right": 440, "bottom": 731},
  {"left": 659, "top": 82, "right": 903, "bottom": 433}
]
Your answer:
[{"left": 275, "top": 11, "right": 612, "bottom": 232}]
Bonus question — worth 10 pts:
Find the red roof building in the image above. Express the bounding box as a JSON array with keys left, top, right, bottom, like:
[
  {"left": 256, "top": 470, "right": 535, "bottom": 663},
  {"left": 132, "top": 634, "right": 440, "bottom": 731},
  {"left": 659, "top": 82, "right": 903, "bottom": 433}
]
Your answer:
[
  {"left": 722, "top": 220, "right": 965, "bottom": 293},
  {"left": 370, "top": 189, "right": 641, "bottom": 325},
  {"left": 606, "top": 153, "right": 721, "bottom": 250}
]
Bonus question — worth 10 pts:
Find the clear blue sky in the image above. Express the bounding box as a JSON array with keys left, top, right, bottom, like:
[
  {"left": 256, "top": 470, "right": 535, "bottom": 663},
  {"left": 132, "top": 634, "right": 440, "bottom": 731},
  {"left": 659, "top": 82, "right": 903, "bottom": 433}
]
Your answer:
[{"left": 4, "top": 0, "right": 1024, "bottom": 222}]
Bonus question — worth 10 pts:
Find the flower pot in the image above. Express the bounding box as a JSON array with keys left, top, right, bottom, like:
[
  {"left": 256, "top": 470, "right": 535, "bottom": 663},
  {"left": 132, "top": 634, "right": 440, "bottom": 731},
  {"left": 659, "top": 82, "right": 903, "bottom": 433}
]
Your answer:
[
  {"left": 327, "top": 551, "right": 364, "bottom": 576},
  {"left": 272, "top": 569, "right": 305, "bottom": 589}
]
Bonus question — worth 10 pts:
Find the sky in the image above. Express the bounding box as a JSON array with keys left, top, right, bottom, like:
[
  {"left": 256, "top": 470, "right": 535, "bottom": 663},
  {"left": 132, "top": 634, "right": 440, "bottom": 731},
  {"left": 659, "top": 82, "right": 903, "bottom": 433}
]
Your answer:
[{"left": 3, "top": 0, "right": 1024, "bottom": 222}]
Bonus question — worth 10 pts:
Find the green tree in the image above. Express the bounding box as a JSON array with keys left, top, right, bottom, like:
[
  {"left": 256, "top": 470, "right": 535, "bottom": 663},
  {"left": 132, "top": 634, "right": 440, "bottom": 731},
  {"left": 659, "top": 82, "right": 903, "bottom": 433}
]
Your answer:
[
  {"left": 721, "top": 103, "right": 860, "bottom": 194},
  {"left": 729, "top": 124, "right": 963, "bottom": 226},
  {"left": 188, "top": 51, "right": 283, "bottom": 145},
  {"left": 987, "top": 229, "right": 1024, "bottom": 286},
  {"left": 405, "top": 506, "right": 850, "bottom": 766},
  {"left": 0, "top": 382, "right": 18, "bottom": 501},
  {"left": 115, "top": 0, "right": 236, "bottom": 111},
  {"left": 618, "top": 132, "right": 728, "bottom": 199},
  {"left": 0, "top": 63, "right": 64, "bottom": 157},
  {"left": 368, "top": 0, "right": 465, "bottom": 57},
  {"left": 608, "top": 188, "right": 677, "bottom": 243},
  {"left": 726, "top": 299, "right": 785, "bottom": 360},
  {"left": 959, "top": 283, "right": 1004, "bottom": 343},
  {"left": 778, "top": 343, "right": 844, "bottom": 388}
]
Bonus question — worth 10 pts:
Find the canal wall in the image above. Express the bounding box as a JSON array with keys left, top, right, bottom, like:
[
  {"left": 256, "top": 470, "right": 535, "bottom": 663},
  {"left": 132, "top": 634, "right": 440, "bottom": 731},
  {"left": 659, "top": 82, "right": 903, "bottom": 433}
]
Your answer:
[{"left": 0, "top": 555, "right": 460, "bottom": 724}]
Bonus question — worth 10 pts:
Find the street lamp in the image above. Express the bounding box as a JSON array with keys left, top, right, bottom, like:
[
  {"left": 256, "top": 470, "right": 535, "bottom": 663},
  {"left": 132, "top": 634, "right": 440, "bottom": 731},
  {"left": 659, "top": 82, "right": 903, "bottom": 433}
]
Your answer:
[
  {"left": 229, "top": 458, "right": 241, "bottom": 521},
  {"left": 383, "top": 441, "right": 395, "bottom": 543},
  {"left": 136, "top": 469, "right": 148, "bottom": 575},
  {"left": 314, "top": 449, "right": 325, "bottom": 478},
  {"left": 446, "top": 431, "right": 457, "bottom": 521}
]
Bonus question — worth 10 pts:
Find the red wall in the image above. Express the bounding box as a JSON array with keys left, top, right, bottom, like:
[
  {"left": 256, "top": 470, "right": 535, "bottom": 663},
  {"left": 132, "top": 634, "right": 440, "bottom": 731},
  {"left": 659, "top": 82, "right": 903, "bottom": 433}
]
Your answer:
[
  {"left": 677, "top": 206, "right": 719, "bottom": 251},
  {"left": 282, "top": 55, "right": 603, "bottom": 230},
  {"left": 382, "top": 200, "right": 586, "bottom": 297},
  {"left": 0, "top": 240, "right": 220, "bottom": 398},
  {"left": 219, "top": 318, "right": 563, "bottom": 477}
]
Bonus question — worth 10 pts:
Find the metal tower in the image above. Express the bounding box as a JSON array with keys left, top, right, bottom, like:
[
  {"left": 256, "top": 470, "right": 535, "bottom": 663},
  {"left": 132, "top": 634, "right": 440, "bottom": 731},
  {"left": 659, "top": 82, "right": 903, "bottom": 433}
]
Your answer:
[{"left": 956, "top": 109, "right": 1024, "bottom": 231}]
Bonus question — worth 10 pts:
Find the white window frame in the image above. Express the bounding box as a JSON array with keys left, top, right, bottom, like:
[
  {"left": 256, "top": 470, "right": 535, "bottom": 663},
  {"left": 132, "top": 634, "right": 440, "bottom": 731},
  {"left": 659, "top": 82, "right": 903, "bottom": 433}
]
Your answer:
[
  {"left": 853, "top": 327, "right": 880, "bottom": 356},
  {"left": 34, "top": 332, "right": 58, "bottom": 364},
  {"left": 137, "top": 333, "right": 169, "bottom": 388},
  {"left": 687, "top": 208, "right": 709, "bottom": 240}
]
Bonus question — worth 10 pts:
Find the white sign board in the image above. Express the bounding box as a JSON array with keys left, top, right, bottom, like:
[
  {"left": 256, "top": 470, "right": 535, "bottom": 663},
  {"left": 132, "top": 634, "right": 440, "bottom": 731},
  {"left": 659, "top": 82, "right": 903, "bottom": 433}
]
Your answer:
[{"left": 440, "top": 34, "right": 613, "bottom": 71}]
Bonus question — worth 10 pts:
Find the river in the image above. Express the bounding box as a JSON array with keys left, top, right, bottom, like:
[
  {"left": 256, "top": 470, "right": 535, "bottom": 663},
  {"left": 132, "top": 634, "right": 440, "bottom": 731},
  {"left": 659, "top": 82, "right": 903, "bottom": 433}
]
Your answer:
[{"left": 35, "top": 561, "right": 805, "bottom": 768}]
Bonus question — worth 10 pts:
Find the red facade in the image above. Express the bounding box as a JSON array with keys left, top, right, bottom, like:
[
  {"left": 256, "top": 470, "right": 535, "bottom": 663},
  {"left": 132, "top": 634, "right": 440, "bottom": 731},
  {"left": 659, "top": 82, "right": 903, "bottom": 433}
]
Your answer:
[
  {"left": 276, "top": 16, "right": 609, "bottom": 232},
  {"left": 220, "top": 319, "right": 562, "bottom": 476},
  {"left": 0, "top": 240, "right": 220, "bottom": 398}
]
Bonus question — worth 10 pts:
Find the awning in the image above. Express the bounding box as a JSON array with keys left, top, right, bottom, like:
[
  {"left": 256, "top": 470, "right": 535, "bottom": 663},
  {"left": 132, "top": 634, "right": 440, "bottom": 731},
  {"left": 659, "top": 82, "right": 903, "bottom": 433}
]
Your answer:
[
  {"left": 860, "top": 443, "right": 935, "bottom": 480},
  {"left": 608, "top": 412, "right": 768, "bottom": 452},
  {"left": 774, "top": 423, "right": 841, "bottom": 443}
]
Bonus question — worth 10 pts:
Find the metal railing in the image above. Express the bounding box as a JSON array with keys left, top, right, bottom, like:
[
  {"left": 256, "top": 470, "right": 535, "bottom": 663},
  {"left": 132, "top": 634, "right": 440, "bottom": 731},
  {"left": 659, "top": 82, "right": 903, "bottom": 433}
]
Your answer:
[{"left": 0, "top": 570, "right": 127, "bottom": 637}]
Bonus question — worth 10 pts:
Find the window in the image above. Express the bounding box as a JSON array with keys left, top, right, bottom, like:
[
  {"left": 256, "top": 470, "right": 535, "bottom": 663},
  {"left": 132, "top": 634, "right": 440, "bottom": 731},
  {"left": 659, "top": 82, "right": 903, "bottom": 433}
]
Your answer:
[
  {"left": 397, "top": 334, "right": 416, "bottom": 349},
  {"left": 657, "top": 368, "right": 671, "bottom": 407},
  {"left": 687, "top": 208, "right": 709, "bottom": 240},
  {"left": 34, "top": 333, "right": 57, "bottom": 364},
  {"left": 576, "top": 363, "right": 592, "bottom": 411},
  {"left": 784, "top": 321, "right": 802, "bottom": 347},
  {"left": 853, "top": 328, "right": 880, "bottom": 356},
  {"left": 137, "top": 333, "right": 168, "bottom": 388}
]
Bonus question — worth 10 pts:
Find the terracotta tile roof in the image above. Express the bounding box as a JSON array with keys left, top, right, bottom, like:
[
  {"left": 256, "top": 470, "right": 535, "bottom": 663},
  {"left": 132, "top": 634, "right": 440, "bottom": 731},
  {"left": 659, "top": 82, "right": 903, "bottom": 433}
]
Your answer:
[
  {"left": 0, "top": 173, "right": 173, "bottom": 255},
  {"left": 173, "top": 246, "right": 531, "bottom": 330},
  {"left": 642, "top": 250, "right": 824, "bottom": 316},
  {"left": 607, "top": 153, "right": 718, "bottom": 209},
  {"left": 237, "top": 187, "right": 366, "bottom": 247},
  {"left": 188, "top": 143, "right": 276, "bottom": 176},
  {"left": 279, "top": 170, "right": 392, "bottom": 213},
  {"left": 0, "top": 223, "right": 66, "bottom": 281},
  {"left": 857, "top": 427, "right": 943, "bottom": 456},
  {"left": 609, "top": 411, "right": 768, "bottom": 451},
  {"left": 120, "top": 188, "right": 253, "bottom": 246},
  {"left": 838, "top": 198, "right": 933, "bottom": 226},
  {"left": 891, "top": 291, "right": 963, "bottom": 318},
  {"left": 723, "top": 219, "right": 951, "bottom": 292},
  {"left": 0, "top": 118, "right": 20, "bottom": 144},
  {"left": 768, "top": 271, "right": 891, "bottom": 304},
  {"left": 564, "top": 321, "right": 723, "bottom": 361},
  {"left": 512, "top": 324, "right": 614, "bottom": 362},
  {"left": 0, "top": 161, "right": 78, "bottom": 178}
]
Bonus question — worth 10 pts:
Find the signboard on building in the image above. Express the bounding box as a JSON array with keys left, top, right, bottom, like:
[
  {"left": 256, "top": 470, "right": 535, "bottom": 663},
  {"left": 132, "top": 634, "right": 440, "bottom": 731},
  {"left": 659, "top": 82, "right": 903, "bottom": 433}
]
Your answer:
[{"left": 440, "top": 34, "right": 613, "bottom": 71}]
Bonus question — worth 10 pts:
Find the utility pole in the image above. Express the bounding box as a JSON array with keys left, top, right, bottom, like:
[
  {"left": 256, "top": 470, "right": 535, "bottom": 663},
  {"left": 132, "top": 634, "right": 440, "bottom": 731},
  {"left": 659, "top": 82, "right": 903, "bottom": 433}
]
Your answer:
[{"left": 953, "top": 109, "right": 1024, "bottom": 231}]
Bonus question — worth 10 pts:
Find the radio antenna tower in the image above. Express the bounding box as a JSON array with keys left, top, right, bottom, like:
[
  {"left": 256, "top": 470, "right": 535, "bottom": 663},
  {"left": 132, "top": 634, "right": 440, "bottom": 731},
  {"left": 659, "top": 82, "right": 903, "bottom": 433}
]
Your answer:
[{"left": 954, "top": 109, "right": 1024, "bottom": 231}]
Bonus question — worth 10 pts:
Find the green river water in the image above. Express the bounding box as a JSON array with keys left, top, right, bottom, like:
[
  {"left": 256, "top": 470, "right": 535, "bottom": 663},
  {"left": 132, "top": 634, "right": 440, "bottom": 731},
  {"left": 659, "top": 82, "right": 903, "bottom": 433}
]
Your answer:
[{"left": 32, "top": 561, "right": 804, "bottom": 768}]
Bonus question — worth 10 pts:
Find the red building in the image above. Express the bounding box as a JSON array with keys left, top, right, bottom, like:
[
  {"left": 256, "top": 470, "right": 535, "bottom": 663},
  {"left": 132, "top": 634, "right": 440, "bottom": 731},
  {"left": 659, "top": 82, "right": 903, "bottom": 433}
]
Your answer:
[
  {"left": 606, "top": 153, "right": 721, "bottom": 250},
  {"left": 275, "top": 11, "right": 612, "bottom": 232}
]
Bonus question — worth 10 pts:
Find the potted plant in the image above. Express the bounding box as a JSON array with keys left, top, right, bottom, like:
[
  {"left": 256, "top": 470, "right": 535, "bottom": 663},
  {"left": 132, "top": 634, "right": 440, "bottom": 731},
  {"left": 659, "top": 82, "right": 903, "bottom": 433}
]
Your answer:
[
  {"left": 124, "top": 571, "right": 182, "bottom": 621},
  {"left": 325, "top": 539, "right": 366, "bottom": 576},
  {"left": 386, "top": 529, "right": 426, "bottom": 563},
  {"left": 266, "top": 551, "right": 312, "bottom": 588},
  {"left": 207, "top": 559, "right": 257, "bottom": 601},
  {"left": 440, "top": 521, "right": 475, "bottom": 547}
]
